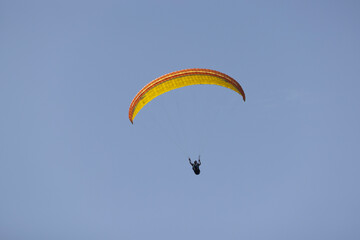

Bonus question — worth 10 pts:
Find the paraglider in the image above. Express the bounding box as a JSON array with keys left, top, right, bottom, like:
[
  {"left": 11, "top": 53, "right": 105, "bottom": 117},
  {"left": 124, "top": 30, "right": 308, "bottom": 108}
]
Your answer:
[
  {"left": 129, "top": 68, "right": 246, "bottom": 175},
  {"left": 189, "top": 156, "right": 201, "bottom": 175}
]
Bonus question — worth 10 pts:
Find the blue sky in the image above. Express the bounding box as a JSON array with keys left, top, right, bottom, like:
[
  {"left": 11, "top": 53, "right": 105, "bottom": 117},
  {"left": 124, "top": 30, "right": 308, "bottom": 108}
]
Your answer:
[{"left": 1, "top": 0, "right": 359, "bottom": 239}]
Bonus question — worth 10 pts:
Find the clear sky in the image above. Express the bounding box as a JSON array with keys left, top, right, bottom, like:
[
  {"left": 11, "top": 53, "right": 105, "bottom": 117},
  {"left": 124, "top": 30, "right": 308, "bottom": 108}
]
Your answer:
[{"left": 1, "top": 0, "right": 359, "bottom": 239}]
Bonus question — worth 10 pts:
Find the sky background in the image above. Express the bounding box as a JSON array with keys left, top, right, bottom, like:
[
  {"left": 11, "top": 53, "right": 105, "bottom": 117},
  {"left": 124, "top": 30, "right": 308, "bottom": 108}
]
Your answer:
[{"left": 1, "top": 0, "right": 360, "bottom": 239}]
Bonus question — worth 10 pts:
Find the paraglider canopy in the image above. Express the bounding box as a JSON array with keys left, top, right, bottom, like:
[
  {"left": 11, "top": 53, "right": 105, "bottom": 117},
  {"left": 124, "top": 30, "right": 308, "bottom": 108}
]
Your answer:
[{"left": 129, "top": 68, "right": 246, "bottom": 123}]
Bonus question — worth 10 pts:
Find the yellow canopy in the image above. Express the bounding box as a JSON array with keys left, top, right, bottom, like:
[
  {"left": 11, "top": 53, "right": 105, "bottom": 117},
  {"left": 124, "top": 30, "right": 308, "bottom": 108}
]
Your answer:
[{"left": 129, "top": 68, "right": 245, "bottom": 123}]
